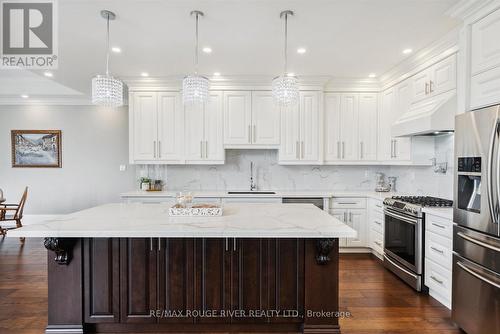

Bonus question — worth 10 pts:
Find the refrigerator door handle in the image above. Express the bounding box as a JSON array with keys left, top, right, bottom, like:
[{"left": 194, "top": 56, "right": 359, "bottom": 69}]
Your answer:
[
  {"left": 487, "top": 118, "right": 500, "bottom": 225},
  {"left": 457, "top": 231, "right": 500, "bottom": 253},
  {"left": 457, "top": 261, "right": 500, "bottom": 289}
]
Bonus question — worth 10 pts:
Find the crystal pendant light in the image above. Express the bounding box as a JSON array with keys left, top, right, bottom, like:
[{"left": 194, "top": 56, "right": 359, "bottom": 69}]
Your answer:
[
  {"left": 272, "top": 10, "right": 299, "bottom": 107},
  {"left": 183, "top": 10, "right": 209, "bottom": 105},
  {"left": 92, "top": 10, "right": 123, "bottom": 107}
]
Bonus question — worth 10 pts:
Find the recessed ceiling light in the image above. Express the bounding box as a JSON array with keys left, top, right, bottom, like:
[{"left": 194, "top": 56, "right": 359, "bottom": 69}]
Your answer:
[
  {"left": 297, "top": 48, "right": 307, "bottom": 54},
  {"left": 213, "top": 72, "right": 221, "bottom": 76},
  {"left": 20, "top": 94, "right": 29, "bottom": 99},
  {"left": 287, "top": 72, "right": 295, "bottom": 77},
  {"left": 141, "top": 72, "right": 149, "bottom": 77},
  {"left": 111, "top": 47, "right": 121, "bottom": 53},
  {"left": 43, "top": 71, "right": 53, "bottom": 77},
  {"left": 402, "top": 48, "right": 413, "bottom": 55},
  {"left": 202, "top": 47, "right": 212, "bottom": 54},
  {"left": 368, "top": 73, "right": 376, "bottom": 78}
]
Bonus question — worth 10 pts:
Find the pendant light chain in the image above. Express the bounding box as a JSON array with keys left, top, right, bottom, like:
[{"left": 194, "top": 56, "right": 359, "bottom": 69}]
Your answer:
[
  {"left": 283, "top": 12, "right": 288, "bottom": 75},
  {"left": 105, "top": 13, "right": 110, "bottom": 76},
  {"left": 195, "top": 12, "right": 199, "bottom": 74}
]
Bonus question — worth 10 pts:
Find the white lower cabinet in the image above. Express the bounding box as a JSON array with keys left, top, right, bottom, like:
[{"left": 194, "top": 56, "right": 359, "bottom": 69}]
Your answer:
[
  {"left": 330, "top": 197, "right": 367, "bottom": 249},
  {"left": 368, "top": 198, "right": 385, "bottom": 259},
  {"left": 424, "top": 213, "right": 453, "bottom": 309}
]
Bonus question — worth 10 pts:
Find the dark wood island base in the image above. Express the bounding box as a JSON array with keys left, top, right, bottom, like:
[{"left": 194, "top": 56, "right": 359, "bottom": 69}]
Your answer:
[{"left": 44, "top": 238, "right": 341, "bottom": 334}]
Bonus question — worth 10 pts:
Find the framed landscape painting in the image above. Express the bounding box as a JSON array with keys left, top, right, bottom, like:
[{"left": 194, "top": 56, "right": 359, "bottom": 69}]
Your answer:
[{"left": 11, "top": 130, "right": 62, "bottom": 168}]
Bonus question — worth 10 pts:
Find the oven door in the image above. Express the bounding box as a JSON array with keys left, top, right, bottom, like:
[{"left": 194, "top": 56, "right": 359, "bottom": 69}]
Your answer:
[{"left": 384, "top": 208, "right": 422, "bottom": 274}]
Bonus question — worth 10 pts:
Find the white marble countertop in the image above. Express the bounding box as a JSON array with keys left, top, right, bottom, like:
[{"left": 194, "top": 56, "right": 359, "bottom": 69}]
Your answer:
[
  {"left": 8, "top": 203, "right": 357, "bottom": 239},
  {"left": 120, "top": 190, "right": 396, "bottom": 200},
  {"left": 423, "top": 207, "right": 453, "bottom": 220}
]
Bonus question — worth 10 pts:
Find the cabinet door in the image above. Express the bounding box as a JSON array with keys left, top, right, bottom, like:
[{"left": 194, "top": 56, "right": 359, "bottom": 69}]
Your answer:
[
  {"left": 324, "top": 93, "right": 342, "bottom": 161},
  {"left": 131, "top": 92, "right": 158, "bottom": 161},
  {"left": 279, "top": 104, "right": 300, "bottom": 162},
  {"left": 471, "top": 65, "right": 500, "bottom": 108},
  {"left": 340, "top": 94, "right": 359, "bottom": 161},
  {"left": 120, "top": 238, "right": 157, "bottom": 323},
  {"left": 84, "top": 238, "right": 120, "bottom": 323},
  {"left": 158, "top": 238, "right": 194, "bottom": 323},
  {"left": 204, "top": 91, "right": 225, "bottom": 162},
  {"left": 412, "top": 70, "right": 431, "bottom": 102},
  {"left": 471, "top": 9, "right": 500, "bottom": 75},
  {"left": 346, "top": 209, "right": 367, "bottom": 248},
  {"left": 393, "top": 80, "right": 412, "bottom": 161},
  {"left": 157, "top": 92, "right": 184, "bottom": 163},
  {"left": 430, "top": 55, "right": 456, "bottom": 96},
  {"left": 223, "top": 91, "right": 252, "bottom": 145},
  {"left": 299, "top": 91, "right": 321, "bottom": 162},
  {"left": 252, "top": 91, "right": 280, "bottom": 145},
  {"left": 194, "top": 238, "right": 232, "bottom": 323},
  {"left": 358, "top": 93, "right": 378, "bottom": 160},
  {"left": 330, "top": 209, "right": 347, "bottom": 247},
  {"left": 269, "top": 239, "right": 304, "bottom": 322},
  {"left": 378, "top": 88, "right": 395, "bottom": 161},
  {"left": 232, "top": 238, "right": 270, "bottom": 323},
  {"left": 184, "top": 103, "right": 205, "bottom": 161}
]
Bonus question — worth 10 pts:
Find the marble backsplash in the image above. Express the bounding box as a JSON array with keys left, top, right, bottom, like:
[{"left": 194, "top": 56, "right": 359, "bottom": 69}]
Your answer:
[{"left": 137, "top": 135, "right": 454, "bottom": 200}]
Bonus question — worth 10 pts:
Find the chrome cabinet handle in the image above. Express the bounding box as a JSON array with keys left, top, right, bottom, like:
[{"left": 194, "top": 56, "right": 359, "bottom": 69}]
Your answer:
[
  {"left": 429, "top": 80, "right": 434, "bottom": 93},
  {"left": 390, "top": 140, "right": 394, "bottom": 158},
  {"left": 153, "top": 141, "right": 157, "bottom": 158},
  {"left": 253, "top": 125, "right": 256, "bottom": 143},
  {"left": 296, "top": 141, "right": 300, "bottom": 159},
  {"left": 233, "top": 238, "right": 237, "bottom": 251},
  {"left": 205, "top": 141, "right": 208, "bottom": 159},
  {"left": 150, "top": 238, "right": 153, "bottom": 252},
  {"left": 457, "top": 232, "right": 500, "bottom": 253},
  {"left": 337, "top": 141, "right": 341, "bottom": 159},
  {"left": 158, "top": 141, "right": 161, "bottom": 158},
  {"left": 430, "top": 246, "right": 444, "bottom": 254},
  {"left": 342, "top": 142, "right": 345, "bottom": 159},
  {"left": 301, "top": 141, "right": 305, "bottom": 159},
  {"left": 349, "top": 212, "right": 353, "bottom": 222},
  {"left": 393, "top": 140, "right": 397, "bottom": 158},
  {"left": 338, "top": 202, "right": 357, "bottom": 205},
  {"left": 425, "top": 82, "right": 429, "bottom": 95},
  {"left": 158, "top": 238, "right": 161, "bottom": 251},
  {"left": 375, "top": 241, "right": 382, "bottom": 246},
  {"left": 432, "top": 222, "right": 446, "bottom": 229},
  {"left": 225, "top": 238, "right": 229, "bottom": 252},
  {"left": 248, "top": 125, "right": 251, "bottom": 143},
  {"left": 360, "top": 142, "right": 364, "bottom": 159},
  {"left": 374, "top": 220, "right": 382, "bottom": 225},
  {"left": 430, "top": 275, "right": 443, "bottom": 285},
  {"left": 457, "top": 261, "right": 500, "bottom": 289},
  {"left": 343, "top": 212, "right": 347, "bottom": 222},
  {"left": 200, "top": 141, "right": 203, "bottom": 159}
]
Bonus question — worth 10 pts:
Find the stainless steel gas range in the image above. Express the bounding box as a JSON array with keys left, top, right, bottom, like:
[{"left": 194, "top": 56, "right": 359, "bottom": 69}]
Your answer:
[{"left": 383, "top": 196, "right": 453, "bottom": 291}]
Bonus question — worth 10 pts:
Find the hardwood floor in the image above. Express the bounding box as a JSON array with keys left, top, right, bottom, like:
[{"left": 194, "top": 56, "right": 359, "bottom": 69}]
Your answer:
[{"left": 0, "top": 238, "right": 461, "bottom": 334}]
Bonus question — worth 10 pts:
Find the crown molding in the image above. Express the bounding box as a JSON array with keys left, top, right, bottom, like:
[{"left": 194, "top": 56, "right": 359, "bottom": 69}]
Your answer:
[
  {"left": 0, "top": 95, "right": 129, "bottom": 106},
  {"left": 446, "top": 0, "right": 498, "bottom": 20},
  {"left": 380, "top": 27, "right": 459, "bottom": 91}
]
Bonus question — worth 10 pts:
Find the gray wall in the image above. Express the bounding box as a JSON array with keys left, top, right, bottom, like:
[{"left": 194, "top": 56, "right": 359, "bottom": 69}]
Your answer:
[{"left": 0, "top": 105, "right": 135, "bottom": 214}]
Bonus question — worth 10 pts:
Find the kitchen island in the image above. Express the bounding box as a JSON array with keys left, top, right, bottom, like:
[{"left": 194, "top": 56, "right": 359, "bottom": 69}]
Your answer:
[{"left": 9, "top": 203, "right": 356, "bottom": 334}]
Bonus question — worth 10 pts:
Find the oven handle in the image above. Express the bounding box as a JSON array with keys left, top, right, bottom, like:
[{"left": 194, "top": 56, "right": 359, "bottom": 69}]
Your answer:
[
  {"left": 457, "top": 261, "right": 500, "bottom": 289},
  {"left": 383, "top": 254, "right": 417, "bottom": 279},
  {"left": 384, "top": 209, "right": 417, "bottom": 225},
  {"left": 457, "top": 232, "right": 500, "bottom": 253}
]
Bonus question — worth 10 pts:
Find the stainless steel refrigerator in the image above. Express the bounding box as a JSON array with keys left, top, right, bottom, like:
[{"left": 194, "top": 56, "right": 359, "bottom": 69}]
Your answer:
[{"left": 453, "top": 105, "right": 500, "bottom": 334}]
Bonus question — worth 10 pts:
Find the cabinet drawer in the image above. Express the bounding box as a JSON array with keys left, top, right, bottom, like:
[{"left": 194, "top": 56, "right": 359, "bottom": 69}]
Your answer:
[
  {"left": 470, "top": 65, "right": 500, "bottom": 109},
  {"left": 371, "top": 201, "right": 384, "bottom": 214},
  {"left": 331, "top": 197, "right": 366, "bottom": 209},
  {"left": 426, "top": 214, "right": 453, "bottom": 239},
  {"left": 424, "top": 258, "right": 451, "bottom": 306},
  {"left": 425, "top": 230, "right": 452, "bottom": 270},
  {"left": 371, "top": 216, "right": 384, "bottom": 234},
  {"left": 370, "top": 229, "right": 384, "bottom": 255}
]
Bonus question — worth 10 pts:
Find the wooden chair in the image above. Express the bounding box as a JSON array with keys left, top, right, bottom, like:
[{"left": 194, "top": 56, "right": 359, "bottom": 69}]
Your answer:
[{"left": 0, "top": 187, "right": 28, "bottom": 238}]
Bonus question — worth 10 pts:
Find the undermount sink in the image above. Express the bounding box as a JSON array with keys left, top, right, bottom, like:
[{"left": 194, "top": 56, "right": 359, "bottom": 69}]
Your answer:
[{"left": 227, "top": 191, "right": 276, "bottom": 195}]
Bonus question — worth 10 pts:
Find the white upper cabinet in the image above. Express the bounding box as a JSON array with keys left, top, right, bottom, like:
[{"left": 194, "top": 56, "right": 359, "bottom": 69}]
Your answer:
[
  {"left": 358, "top": 93, "right": 378, "bottom": 161},
  {"left": 378, "top": 88, "right": 395, "bottom": 161},
  {"left": 470, "top": 8, "right": 500, "bottom": 109},
  {"left": 471, "top": 9, "right": 500, "bottom": 75},
  {"left": 157, "top": 92, "right": 184, "bottom": 162},
  {"left": 393, "top": 80, "right": 412, "bottom": 161},
  {"left": 129, "top": 91, "right": 184, "bottom": 164},
  {"left": 412, "top": 54, "right": 456, "bottom": 103},
  {"left": 279, "top": 91, "right": 322, "bottom": 164},
  {"left": 223, "top": 91, "right": 252, "bottom": 145},
  {"left": 324, "top": 93, "right": 342, "bottom": 161},
  {"left": 251, "top": 91, "right": 280, "bottom": 145},
  {"left": 223, "top": 91, "right": 280, "bottom": 148},
  {"left": 339, "top": 94, "right": 359, "bottom": 161},
  {"left": 185, "top": 91, "right": 225, "bottom": 164}
]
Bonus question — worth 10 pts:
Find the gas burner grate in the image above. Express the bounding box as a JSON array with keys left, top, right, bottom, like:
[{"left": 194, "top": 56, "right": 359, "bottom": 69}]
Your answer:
[{"left": 392, "top": 196, "right": 453, "bottom": 207}]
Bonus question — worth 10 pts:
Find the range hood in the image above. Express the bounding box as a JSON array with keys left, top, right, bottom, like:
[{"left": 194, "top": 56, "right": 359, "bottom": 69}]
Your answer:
[{"left": 392, "top": 90, "right": 456, "bottom": 137}]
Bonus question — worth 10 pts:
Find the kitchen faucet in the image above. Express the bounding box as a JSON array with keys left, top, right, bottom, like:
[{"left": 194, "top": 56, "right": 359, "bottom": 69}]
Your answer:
[{"left": 250, "top": 161, "right": 257, "bottom": 191}]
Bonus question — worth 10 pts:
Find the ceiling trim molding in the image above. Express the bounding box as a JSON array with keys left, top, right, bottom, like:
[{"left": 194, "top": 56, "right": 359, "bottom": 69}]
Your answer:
[
  {"left": 0, "top": 95, "right": 97, "bottom": 106},
  {"left": 380, "top": 27, "right": 459, "bottom": 90},
  {"left": 446, "top": 0, "right": 498, "bottom": 19}
]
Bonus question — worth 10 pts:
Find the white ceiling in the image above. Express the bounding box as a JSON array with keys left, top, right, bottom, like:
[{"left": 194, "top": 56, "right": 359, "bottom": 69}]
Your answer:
[{"left": 1, "top": 0, "right": 461, "bottom": 101}]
